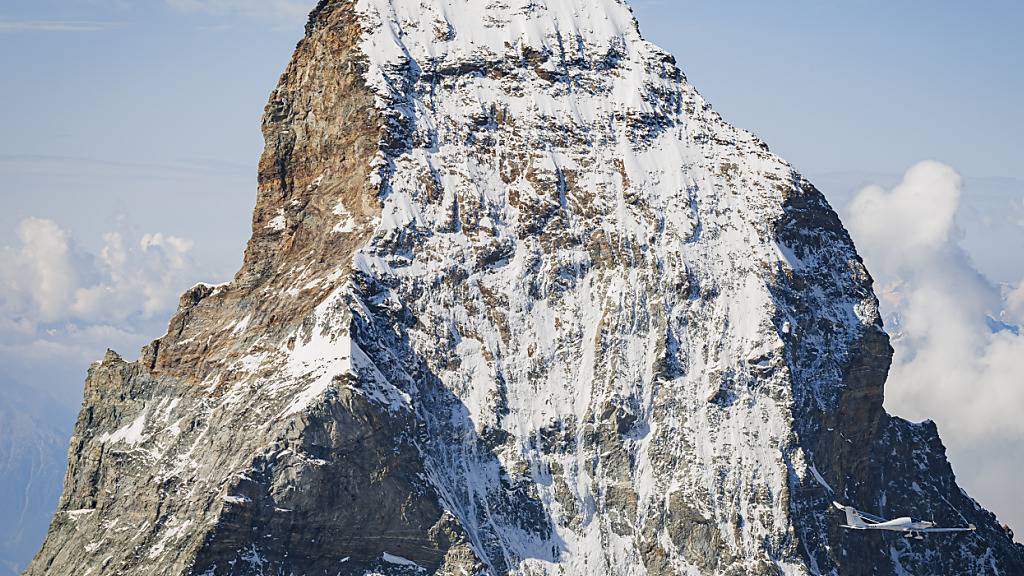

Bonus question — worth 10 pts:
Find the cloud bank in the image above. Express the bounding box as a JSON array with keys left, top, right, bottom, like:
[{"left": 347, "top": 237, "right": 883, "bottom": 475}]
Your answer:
[
  {"left": 0, "top": 219, "right": 200, "bottom": 401},
  {"left": 1, "top": 218, "right": 194, "bottom": 326},
  {"left": 847, "top": 161, "right": 1024, "bottom": 534}
]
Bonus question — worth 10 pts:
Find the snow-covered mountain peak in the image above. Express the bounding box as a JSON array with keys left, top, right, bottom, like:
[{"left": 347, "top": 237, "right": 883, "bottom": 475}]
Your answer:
[{"left": 26, "top": 2, "right": 1024, "bottom": 575}]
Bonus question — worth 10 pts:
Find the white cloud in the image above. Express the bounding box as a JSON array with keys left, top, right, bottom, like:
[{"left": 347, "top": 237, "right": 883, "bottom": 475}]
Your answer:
[
  {"left": 2, "top": 218, "right": 80, "bottom": 323},
  {"left": 1005, "top": 280, "right": 1024, "bottom": 323},
  {"left": 848, "top": 161, "right": 962, "bottom": 267},
  {"left": 847, "top": 161, "right": 1024, "bottom": 533},
  {"left": 65, "top": 231, "right": 196, "bottom": 321},
  {"left": 1, "top": 218, "right": 196, "bottom": 328},
  {"left": 0, "top": 218, "right": 201, "bottom": 399},
  {"left": 164, "top": 0, "right": 313, "bottom": 23}
]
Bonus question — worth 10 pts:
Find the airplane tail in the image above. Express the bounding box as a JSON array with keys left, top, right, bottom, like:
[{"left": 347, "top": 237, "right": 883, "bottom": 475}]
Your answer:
[{"left": 834, "top": 501, "right": 867, "bottom": 529}]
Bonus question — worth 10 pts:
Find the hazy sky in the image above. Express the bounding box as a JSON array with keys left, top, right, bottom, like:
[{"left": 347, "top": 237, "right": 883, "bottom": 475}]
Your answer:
[
  {"left": 1, "top": 0, "right": 1021, "bottom": 545},
  {"left": 2, "top": 0, "right": 1022, "bottom": 262}
]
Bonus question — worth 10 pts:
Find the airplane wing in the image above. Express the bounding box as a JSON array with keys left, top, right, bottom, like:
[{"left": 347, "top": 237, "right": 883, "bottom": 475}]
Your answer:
[
  {"left": 857, "top": 510, "right": 889, "bottom": 524},
  {"left": 920, "top": 525, "right": 977, "bottom": 533}
]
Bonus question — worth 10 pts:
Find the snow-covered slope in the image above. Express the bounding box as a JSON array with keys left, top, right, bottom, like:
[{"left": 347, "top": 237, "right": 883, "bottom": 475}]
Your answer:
[{"left": 26, "top": 1, "right": 1024, "bottom": 575}]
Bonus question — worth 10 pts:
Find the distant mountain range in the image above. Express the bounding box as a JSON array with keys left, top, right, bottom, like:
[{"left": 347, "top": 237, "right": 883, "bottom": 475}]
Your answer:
[{"left": 0, "top": 384, "right": 72, "bottom": 576}]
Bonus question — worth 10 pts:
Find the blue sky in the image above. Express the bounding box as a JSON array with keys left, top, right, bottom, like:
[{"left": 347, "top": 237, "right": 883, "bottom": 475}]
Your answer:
[
  {"left": 0, "top": 0, "right": 1022, "bottom": 564},
  {"left": 635, "top": 0, "right": 1024, "bottom": 178},
  {"left": 2, "top": 0, "right": 1021, "bottom": 264}
]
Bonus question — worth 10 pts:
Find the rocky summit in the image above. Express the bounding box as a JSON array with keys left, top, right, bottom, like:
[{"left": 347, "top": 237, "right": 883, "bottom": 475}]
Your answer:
[{"left": 26, "top": 1, "right": 1024, "bottom": 575}]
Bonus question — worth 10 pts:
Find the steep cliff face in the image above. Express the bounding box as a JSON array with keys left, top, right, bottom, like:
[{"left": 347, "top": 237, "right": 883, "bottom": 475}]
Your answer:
[{"left": 26, "top": 1, "right": 1023, "bottom": 575}]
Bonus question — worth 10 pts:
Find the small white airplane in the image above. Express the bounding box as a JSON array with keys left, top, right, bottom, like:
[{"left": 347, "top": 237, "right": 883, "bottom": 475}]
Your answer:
[{"left": 834, "top": 502, "right": 976, "bottom": 540}]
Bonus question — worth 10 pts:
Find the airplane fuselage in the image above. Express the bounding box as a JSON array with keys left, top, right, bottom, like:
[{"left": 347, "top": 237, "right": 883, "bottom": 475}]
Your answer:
[{"left": 875, "top": 518, "right": 936, "bottom": 531}]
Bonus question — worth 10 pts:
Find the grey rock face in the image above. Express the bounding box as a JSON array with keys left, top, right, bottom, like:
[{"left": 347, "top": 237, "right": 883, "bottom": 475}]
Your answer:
[{"left": 26, "top": 1, "right": 1024, "bottom": 575}]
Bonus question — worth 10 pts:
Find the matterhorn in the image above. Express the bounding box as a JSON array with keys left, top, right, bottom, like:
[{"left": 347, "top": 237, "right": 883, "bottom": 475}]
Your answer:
[{"left": 27, "top": 1, "right": 1024, "bottom": 575}]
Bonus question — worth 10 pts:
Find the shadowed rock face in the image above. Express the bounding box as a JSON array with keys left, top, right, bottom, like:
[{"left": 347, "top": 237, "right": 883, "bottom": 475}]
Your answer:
[{"left": 26, "top": 1, "right": 1024, "bottom": 575}]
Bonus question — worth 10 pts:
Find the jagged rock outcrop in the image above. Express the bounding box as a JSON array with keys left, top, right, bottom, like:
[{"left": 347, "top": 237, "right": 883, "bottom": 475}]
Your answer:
[{"left": 26, "top": 1, "right": 1024, "bottom": 575}]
